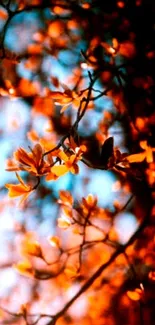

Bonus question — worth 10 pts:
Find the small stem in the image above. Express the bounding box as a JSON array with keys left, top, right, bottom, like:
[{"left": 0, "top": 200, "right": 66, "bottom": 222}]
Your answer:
[{"left": 32, "top": 177, "right": 40, "bottom": 190}]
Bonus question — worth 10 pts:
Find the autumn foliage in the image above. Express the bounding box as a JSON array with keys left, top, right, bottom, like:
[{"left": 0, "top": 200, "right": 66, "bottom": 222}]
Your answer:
[{"left": 0, "top": 0, "right": 155, "bottom": 324}]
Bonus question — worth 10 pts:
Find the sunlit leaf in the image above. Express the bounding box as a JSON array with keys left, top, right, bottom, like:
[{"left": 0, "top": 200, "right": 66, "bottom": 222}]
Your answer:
[
  {"left": 32, "top": 97, "right": 54, "bottom": 116},
  {"left": 125, "top": 152, "right": 146, "bottom": 163},
  {"left": 46, "top": 172, "right": 59, "bottom": 181},
  {"left": 127, "top": 288, "right": 143, "bottom": 301},
  {"left": 5, "top": 183, "right": 31, "bottom": 198},
  {"left": 20, "top": 232, "right": 42, "bottom": 258},
  {"left": 64, "top": 265, "right": 79, "bottom": 278},
  {"left": 51, "top": 165, "right": 69, "bottom": 177},
  {"left": 148, "top": 271, "right": 155, "bottom": 281},
  {"left": 70, "top": 164, "right": 79, "bottom": 174},
  {"left": 57, "top": 217, "right": 71, "bottom": 229},
  {"left": 59, "top": 190, "right": 73, "bottom": 206},
  {"left": 33, "top": 143, "right": 43, "bottom": 166},
  {"left": 13, "top": 260, "right": 34, "bottom": 278},
  {"left": 27, "top": 129, "right": 39, "bottom": 142},
  {"left": 48, "top": 236, "right": 61, "bottom": 248},
  {"left": 21, "top": 240, "right": 42, "bottom": 258}
]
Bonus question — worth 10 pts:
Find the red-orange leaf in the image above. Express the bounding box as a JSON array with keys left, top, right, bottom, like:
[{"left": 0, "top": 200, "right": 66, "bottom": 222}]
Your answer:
[
  {"left": 5, "top": 183, "right": 32, "bottom": 198},
  {"left": 125, "top": 152, "right": 146, "bottom": 163}
]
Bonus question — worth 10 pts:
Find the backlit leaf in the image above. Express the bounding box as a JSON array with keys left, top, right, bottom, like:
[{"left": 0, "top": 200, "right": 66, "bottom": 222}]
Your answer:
[
  {"left": 51, "top": 165, "right": 68, "bottom": 177},
  {"left": 125, "top": 152, "right": 146, "bottom": 163}
]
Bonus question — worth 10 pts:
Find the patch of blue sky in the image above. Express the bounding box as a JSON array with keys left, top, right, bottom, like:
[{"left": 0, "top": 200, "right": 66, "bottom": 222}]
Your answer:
[
  {"left": 72, "top": 162, "right": 117, "bottom": 208},
  {"left": 109, "top": 121, "right": 126, "bottom": 149},
  {"left": 78, "top": 109, "right": 102, "bottom": 136},
  {"left": 45, "top": 172, "right": 75, "bottom": 198},
  {"left": 0, "top": 139, "right": 16, "bottom": 186},
  {"left": 77, "top": 38, "right": 88, "bottom": 51},
  {"left": 44, "top": 7, "right": 54, "bottom": 19},
  {"left": 85, "top": 170, "right": 117, "bottom": 208},
  {"left": 31, "top": 114, "right": 50, "bottom": 137},
  {"left": 41, "top": 40, "right": 86, "bottom": 87},
  {"left": 92, "top": 87, "right": 115, "bottom": 112},
  {"left": 58, "top": 49, "right": 80, "bottom": 66},
  {"left": 42, "top": 56, "right": 70, "bottom": 86},
  {"left": 5, "top": 11, "right": 44, "bottom": 52},
  {"left": 115, "top": 212, "right": 138, "bottom": 244},
  {"left": 17, "top": 60, "right": 33, "bottom": 80},
  {"left": 0, "top": 98, "right": 30, "bottom": 185},
  {"left": 38, "top": 203, "right": 58, "bottom": 236}
]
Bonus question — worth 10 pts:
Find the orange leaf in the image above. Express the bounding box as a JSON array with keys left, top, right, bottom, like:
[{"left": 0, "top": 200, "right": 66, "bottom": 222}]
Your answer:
[
  {"left": 18, "top": 79, "right": 39, "bottom": 97},
  {"left": 64, "top": 265, "right": 79, "bottom": 278},
  {"left": 50, "top": 91, "right": 71, "bottom": 102},
  {"left": 13, "top": 260, "right": 34, "bottom": 278},
  {"left": 28, "top": 44, "right": 43, "bottom": 55},
  {"left": 48, "top": 236, "right": 61, "bottom": 248},
  {"left": 70, "top": 164, "right": 79, "bottom": 174},
  {"left": 148, "top": 271, "right": 155, "bottom": 281},
  {"left": 27, "top": 129, "right": 39, "bottom": 142},
  {"left": 32, "top": 97, "right": 54, "bottom": 116},
  {"left": 32, "top": 144, "right": 43, "bottom": 166},
  {"left": 14, "top": 147, "right": 34, "bottom": 167},
  {"left": 125, "top": 152, "right": 146, "bottom": 163},
  {"left": 21, "top": 240, "right": 42, "bottom": 258},
  {"left": 59, "top": 190, "right": 73, "bottom": 206},
  {"left": 57, "top": 217, "right": 71, "bottom": 229},
  {"left": 5, "top": 183, "right": 31, "bottom": 198},
  {"left": 58, "top": 150, "right": 69, "bottom": 162},
  {"left": 146, "top": 147, "right": 154, "bottom": 163},
  {"left": 0, "top": 8, "right": 8, "bottom": 19},
  {"left": 85, "top": 193, "right": 97, "bottom": 207},
  {"left": 20, "top": 232, "right": 43, "bottom": 258},
  {"left": 51, "top": 165, "right": 68, "bottom": 177},
  {"left": 46, "top": 172, "right": 58, "bottom": 181},
  {"left": 5, "top": 158, "right": 19, "bottom": 172},
  {"left": 127, "top": 289, "right": 142, "bottom": 301}
]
